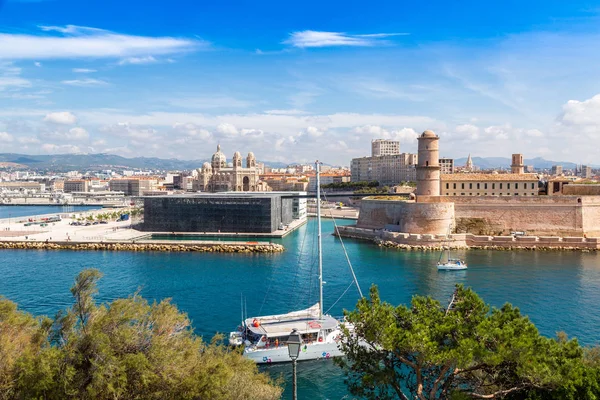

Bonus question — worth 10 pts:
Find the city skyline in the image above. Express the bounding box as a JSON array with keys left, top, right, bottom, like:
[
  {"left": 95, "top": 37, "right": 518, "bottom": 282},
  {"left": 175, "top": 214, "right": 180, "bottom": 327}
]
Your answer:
[{"left": 1, "top": 0, "right": 600, "bottom": 164}]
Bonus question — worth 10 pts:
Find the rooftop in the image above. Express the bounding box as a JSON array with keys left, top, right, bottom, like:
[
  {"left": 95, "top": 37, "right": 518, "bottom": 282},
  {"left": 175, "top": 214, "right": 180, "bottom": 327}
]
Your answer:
[{"left": 441, "top": 173, "right": 539, "bottom": 182}]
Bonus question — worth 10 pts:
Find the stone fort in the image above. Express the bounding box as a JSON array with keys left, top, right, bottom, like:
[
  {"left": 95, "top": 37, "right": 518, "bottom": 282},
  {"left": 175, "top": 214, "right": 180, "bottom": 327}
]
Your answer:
[{"left": 355, "top": 130, "right": 600, "bottom": 237}]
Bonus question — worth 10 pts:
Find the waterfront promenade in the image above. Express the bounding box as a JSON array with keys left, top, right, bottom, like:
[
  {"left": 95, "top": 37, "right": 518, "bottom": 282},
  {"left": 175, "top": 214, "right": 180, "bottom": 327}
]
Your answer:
[{"left": 0, "top": 207, "right": 287, "bottom": 253}]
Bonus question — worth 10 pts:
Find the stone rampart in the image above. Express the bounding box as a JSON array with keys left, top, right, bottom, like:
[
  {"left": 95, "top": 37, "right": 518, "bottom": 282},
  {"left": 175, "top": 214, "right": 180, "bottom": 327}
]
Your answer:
[
  {"left": 356, "top": 199, "right": 454, "bottom": 235},
  {"left": 563, "top": 185, "right": 600, "bottom": 196},
  {"left": 423, "top": 195, "right": 600, "bottom": 236},
  {"left": 0, "top": 241, "right": 285, "bottom": 253},
  {"left": 337, "top": 225, "right": 599, "bottom": 251}
]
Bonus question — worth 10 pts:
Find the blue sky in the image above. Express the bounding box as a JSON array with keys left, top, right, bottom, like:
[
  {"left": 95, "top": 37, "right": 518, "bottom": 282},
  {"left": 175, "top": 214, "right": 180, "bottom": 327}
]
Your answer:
[{"left": 1, "top": 0, "right": 600, "bottom": 165}]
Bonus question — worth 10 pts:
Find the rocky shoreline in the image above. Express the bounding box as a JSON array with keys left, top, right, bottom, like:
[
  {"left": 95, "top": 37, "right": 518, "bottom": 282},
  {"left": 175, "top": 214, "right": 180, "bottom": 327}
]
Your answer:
[
  {"left": 376, "top": 239, "right": 597, "bottom": 252},
  {"left": 0, "top": 241, "right": 285, "bottom": 253}
]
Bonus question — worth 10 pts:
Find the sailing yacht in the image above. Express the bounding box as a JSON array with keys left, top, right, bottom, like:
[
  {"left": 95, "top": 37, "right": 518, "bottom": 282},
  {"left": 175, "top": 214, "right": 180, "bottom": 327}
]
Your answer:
[
  {"left": 228, "top": 161, "right": 361, "bottom": 364},
  {"left": 437, "top": 224, "right": 467, "bottom": 271}
]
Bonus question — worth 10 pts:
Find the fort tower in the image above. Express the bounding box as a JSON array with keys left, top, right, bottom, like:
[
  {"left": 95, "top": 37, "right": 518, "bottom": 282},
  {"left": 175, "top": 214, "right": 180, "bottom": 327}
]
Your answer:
[{"left": 416, "top": 130, "right": 441, "bottom": 196}]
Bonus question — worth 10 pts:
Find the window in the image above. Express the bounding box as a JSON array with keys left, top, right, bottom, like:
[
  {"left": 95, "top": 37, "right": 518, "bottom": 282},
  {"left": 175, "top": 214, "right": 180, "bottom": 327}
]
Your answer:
[
  {"left": 461, "top": 183, "right": 465, "bottom": 189},
  {"left": 484, "top": 183, "right": 488, "bottom": 189},
  {"left": 531, "top": 183, "right": 535, "bottom": 189},
  {"left": 484, "top": 193, "right": 488, "bottom": 195},
  {"left": 500, "top": 183, "right": 503, "bottom": 189},
  {"left": 461, "top": 193, "right": 465, "bottom": 195},
  {"left": 507, "top": 183, "right": 511, "bottom": 189},
  {"left": 446, "top": 193, "right": 449, "bottom": 195},
  {"left": 515, "top": 183, "right": 519, "bottom": 189},
  {"left": 492, "top": 193, "right": 495, "bottom": 195},
  {"left": 514, "top": 193, "right": 518, "bottom": 196},
  {"left": 453, "top": 193, "right": 456, "bottom": 196},
  {"left": 492, "top": 183, "right": 495, "bottom": 189},
  {"left": 477, "top": 183, "right": 480, "bottom": 189},
  {"left": 453, "top": 183, "right": 456, "bottom": 189},
  {"left": 532, "top": 193, "right": 535, "bottom": 195},
  {"left": 469, "top": 183, "right": 472, "bottom": 189},
  {"left": 446, "top": 183, "right": 449, "bottom": 189}
]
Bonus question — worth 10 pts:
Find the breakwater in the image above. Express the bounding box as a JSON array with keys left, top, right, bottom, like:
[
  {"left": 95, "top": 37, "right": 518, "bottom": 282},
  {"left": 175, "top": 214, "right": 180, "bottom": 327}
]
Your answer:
[
  {"left": 336, "top": 225, "right": 600, "bottom": 251},
  {"left": 0, "top": 241, "right": 285, "bottom": 253}
]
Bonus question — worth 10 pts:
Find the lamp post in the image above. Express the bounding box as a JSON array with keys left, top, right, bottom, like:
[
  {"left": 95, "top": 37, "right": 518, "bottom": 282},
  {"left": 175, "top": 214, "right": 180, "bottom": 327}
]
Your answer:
[{"left": 287, "top": 329, "right": 302, "bottom": 400}]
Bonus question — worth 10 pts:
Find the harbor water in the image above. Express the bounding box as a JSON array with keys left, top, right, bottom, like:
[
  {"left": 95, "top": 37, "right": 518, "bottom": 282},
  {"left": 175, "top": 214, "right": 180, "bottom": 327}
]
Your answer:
[
  {"left": 0, "top": 205, "right": 101, "bottom": 220},
  {"left": 1, "top": 208, "right": 599, "bottom": 398}
]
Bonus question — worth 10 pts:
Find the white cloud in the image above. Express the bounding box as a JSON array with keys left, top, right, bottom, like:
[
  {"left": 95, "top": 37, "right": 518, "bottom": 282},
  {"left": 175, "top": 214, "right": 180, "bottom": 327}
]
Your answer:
[
  {"left": 67, "top": 127, "right": 89, "bottom": 140},
  {"left": 41, "top": 143, "right": 81, "bottom": 153},
  {"left": 72, "top": 68, "right": 97, "bottom": 73},
  {"left": 100, "top": 122, "right": 159, "bottom": 140},
  {"left": 240, "top": 128, "right": 264, "bottom": 138},
  {"left": 455, "top": 124, "right": 480, "bottom": 140},
  {"left": 303, "top": 126, "right": 324, "bottom": 138},
  {"left": 44, "top": 111, "right": 77, "bottom": 125},
  {"left": 168, "top": 96, "right": 252, "bottom": 109},
  {"left": 34, "top": 61, "right": 41, "bottom": 67},
  {"left": 118, "top": 56, "right": 157, "bottom": 65},
  {"left": 216, "top": 122, "right": 238, "bottom": 137},
  {"left": 0, "top": 25, "right": 202, "bottom": 60},
  {"left": 0, "top": 132, "right": 14, "bottom": 142},
  {"left": 92, "top": 139, "right": 106, "bottom": 146},
  {"left": 18, "top": 136, "right": 40, "bottom": 144},
  {"left": 0, "top": 76, "right": 30, "bottom": 90},
  {"left": 172, "top": 122, "right": 211, "bottom": 139},
  {"left": 264, "top": 109, "right": 307, "bottom": 115},
  {"left": 284, "top": 30, "right": 408, "bottom": 48},
  {"left": 61, "top": 78, "right": 108, "bottom": 87}
]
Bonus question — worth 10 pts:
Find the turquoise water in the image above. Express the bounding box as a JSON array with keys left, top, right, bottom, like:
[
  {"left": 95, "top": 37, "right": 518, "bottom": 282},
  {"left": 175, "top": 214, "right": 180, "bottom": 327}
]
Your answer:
[
  {"left": 1, "top": 215, "right": 600, "bottom": 399},
  {"left": 0, "top": 205, "right": 101, "bottom": 220}
]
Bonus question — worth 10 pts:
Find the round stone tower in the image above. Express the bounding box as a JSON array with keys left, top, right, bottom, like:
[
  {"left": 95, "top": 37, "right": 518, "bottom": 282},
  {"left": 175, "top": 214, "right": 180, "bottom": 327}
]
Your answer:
[{"left": 416, "top": 130, "right": 441, "bottom": 196}]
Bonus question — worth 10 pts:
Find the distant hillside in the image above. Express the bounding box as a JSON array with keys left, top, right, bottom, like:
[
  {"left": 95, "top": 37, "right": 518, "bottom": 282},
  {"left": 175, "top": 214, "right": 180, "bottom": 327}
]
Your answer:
[
  {"left": 453, "top": 156, "right": 584, "bottom": 170},
  {"left": 0, "top": 153, "right": 290, "bottom": 172}
]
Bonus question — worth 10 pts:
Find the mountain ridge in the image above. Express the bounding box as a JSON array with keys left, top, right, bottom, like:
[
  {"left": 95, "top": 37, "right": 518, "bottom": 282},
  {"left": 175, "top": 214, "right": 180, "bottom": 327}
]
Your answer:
[
  {"left": 453, "top": 156, "right": 596, "bottom": 170},
  {"left": 0, "top": 153, "right": 291, "bottom": 171}
]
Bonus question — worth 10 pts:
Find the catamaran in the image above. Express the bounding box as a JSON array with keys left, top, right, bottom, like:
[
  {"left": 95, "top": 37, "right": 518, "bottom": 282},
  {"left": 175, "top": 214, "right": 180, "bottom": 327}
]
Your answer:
[
  {"left": 437, "top": 224, "right": 467, "bottom": 271},
  {"left": 228, "top": 161, "right": 362, "bottom": 364}
]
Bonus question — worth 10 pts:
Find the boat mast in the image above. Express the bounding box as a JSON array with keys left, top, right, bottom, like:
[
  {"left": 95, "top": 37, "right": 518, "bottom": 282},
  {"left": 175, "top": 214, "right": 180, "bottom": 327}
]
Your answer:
[{"left": 316, "top": 160, "right": 324, "bottom": 319}]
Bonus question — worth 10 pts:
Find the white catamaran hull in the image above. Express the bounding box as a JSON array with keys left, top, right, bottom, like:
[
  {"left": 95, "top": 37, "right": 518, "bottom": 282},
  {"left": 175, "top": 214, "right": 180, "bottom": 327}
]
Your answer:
[
  {"left": 244, "top": 341, "right": 344, "bottom": 364},
  {"left": 437, "top": 263, "right": 468, "bottom": 271}
]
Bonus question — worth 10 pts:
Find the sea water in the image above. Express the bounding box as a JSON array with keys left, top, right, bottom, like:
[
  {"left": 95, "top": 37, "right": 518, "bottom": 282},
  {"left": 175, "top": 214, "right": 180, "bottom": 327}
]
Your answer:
[{"left": 0, "top": 213, "right": 599, "bottom": 399}]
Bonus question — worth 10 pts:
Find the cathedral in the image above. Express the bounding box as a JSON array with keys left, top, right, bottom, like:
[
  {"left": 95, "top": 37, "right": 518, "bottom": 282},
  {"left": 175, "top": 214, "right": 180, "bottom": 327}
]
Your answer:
[{"left": 193, "top": 145, "right": 264, "bottom": 192}]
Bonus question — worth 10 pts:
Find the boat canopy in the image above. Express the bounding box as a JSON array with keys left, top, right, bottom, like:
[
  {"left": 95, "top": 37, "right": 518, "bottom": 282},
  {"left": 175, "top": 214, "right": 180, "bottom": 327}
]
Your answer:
[{"left": 244, "top": 303, "right": 339, "bottom": 337}]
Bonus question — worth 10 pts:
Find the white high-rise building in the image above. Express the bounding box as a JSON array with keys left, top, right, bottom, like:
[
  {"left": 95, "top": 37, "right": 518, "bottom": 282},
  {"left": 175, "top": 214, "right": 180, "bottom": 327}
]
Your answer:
[{"left": 371, "top": 139, "right": 400, "bottom": 157}]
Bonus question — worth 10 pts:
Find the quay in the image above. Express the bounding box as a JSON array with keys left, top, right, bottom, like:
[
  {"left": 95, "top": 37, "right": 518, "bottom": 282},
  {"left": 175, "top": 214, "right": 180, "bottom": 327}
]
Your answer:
[
  {"left": 0, "top": 208, "right": 287, "bottom": 253},
  {"left": 336, "top": 225, "right": 600, "bottom": 251}
]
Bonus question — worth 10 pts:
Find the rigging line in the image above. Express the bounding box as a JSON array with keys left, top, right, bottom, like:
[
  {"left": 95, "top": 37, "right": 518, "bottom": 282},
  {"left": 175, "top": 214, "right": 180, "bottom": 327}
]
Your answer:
[
  {"left": 259, "top": 211, "right": 310, "bottom": 316},
  {"left": 325, "top": 280, "right": 355, "bottom": 315},
  {"left": 322, "top": 191, "right": 364, "bottom": 299}
]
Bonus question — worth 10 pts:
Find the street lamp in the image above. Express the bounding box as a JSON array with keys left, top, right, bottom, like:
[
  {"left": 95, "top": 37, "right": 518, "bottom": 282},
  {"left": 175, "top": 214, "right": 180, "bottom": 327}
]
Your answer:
[{"left": 287, "top": 329, "right": 302, "bottom": 400}]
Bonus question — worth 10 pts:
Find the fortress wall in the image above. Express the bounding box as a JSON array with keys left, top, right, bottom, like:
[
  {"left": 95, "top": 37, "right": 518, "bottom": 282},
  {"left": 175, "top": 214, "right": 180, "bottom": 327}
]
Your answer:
[
  {"left": 443, "top": 196, "right": 589, "bottom": 236},
  {"left": 563, "top": 185, "right": 600, "bottom": 196},
  {"left": 581, "top": 197, "right": 600, "bottom": 236},
  {"left": 356, "top": 199, "right": 454, "bottom": 235}
]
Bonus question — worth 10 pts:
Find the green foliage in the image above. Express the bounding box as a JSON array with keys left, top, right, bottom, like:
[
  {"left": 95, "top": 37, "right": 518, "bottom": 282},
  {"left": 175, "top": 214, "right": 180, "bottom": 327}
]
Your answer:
[
  {"left": 337, "top": 285, "right": 600, "bottom": 400},
  {"left": 0, "top": 269, "right": 281, "bottom": 400},
  {"left": 321, "top": 180, "right": 379, "bottom": 190}
]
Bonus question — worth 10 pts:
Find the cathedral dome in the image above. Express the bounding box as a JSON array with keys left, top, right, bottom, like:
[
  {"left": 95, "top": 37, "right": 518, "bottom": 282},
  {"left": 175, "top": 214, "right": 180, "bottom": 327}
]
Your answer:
[
  {"left": 202, "top": 162, "right": 212, "bottom": 171},
  {"left": 247, "top": 152, "right": 255, "bottom": 159},
  {"left": 211, "top": 144, "right": 227, "bottom": 168},
  {"left": 421, "top": 130, "right": 437, "bottom": 138},
  {"left": 233, "top": 151, "right": 242, "bottom": 159}
]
